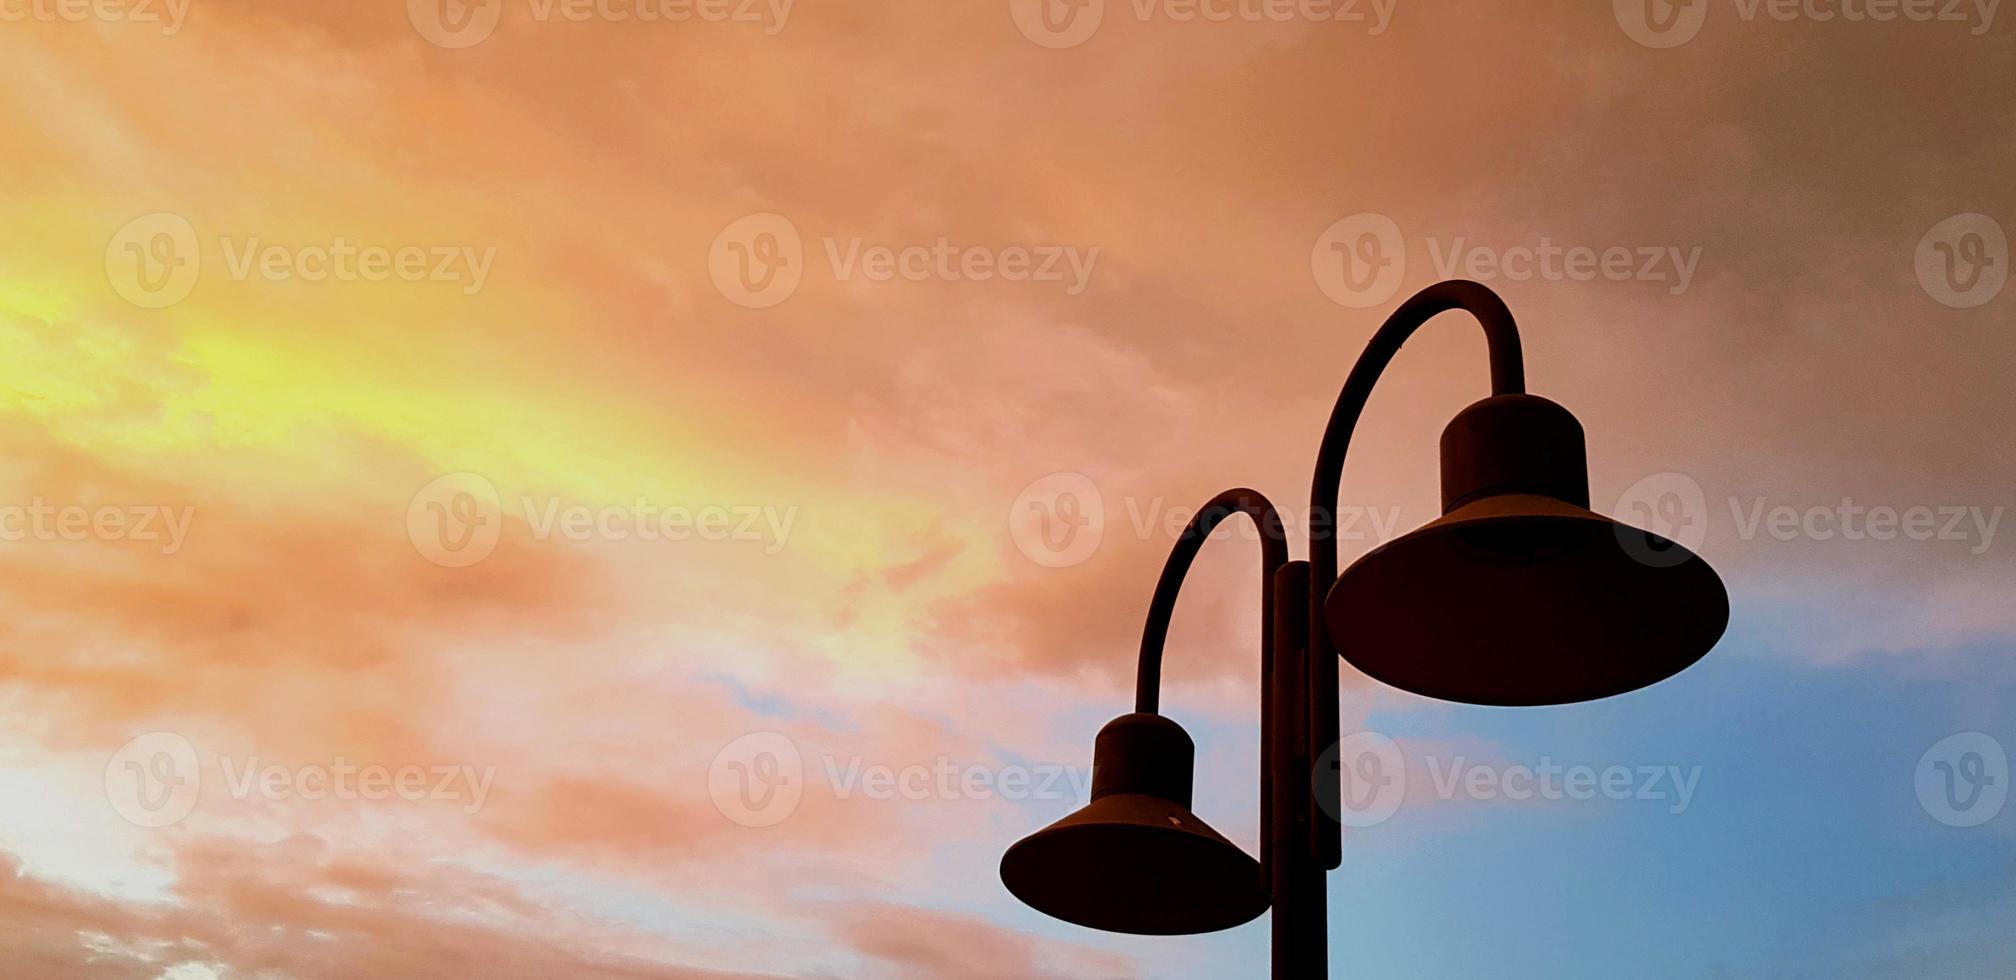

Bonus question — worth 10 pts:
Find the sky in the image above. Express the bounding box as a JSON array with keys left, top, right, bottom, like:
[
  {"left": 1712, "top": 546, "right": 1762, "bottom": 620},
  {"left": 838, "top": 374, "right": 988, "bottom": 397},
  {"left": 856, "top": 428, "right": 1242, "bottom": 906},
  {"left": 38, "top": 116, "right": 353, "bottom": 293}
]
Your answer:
[{"left": 1, "top": 1, "right": 2013, "bottom": 977}]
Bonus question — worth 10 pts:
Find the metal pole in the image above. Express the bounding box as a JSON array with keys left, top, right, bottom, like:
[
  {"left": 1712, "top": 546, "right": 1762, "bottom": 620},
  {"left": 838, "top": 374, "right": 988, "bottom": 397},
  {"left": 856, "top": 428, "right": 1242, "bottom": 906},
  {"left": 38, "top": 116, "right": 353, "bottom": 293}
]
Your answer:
[{"left": 1269, "top": 561, "right": 1324, "bottom": 978}]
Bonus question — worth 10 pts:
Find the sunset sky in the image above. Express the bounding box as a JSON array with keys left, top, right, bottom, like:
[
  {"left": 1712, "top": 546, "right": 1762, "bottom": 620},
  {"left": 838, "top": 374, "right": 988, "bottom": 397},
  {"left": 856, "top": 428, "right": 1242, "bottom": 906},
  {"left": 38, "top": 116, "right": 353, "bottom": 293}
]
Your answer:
[{"left": 2, "top": 2, "right": 2013, "bottom": 977}]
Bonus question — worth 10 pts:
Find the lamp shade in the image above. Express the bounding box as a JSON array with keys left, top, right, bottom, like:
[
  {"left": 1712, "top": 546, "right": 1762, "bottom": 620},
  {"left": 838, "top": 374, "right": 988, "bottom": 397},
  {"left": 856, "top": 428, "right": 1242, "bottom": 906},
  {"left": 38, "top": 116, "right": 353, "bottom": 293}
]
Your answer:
[
  {"left": 999, "top": 713, "right": 1268, "bottom": 935},
  {"left": 1324, "top": 394, "right": 1728, "bottom": 706}
]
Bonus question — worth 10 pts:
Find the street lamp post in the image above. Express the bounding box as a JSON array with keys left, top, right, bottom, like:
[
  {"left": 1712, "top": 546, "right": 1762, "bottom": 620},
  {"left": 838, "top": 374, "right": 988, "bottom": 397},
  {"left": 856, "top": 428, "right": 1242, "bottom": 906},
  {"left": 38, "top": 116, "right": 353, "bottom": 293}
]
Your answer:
[{"left": 1000, "top": 280, "right": 1730, "bottom": 978}]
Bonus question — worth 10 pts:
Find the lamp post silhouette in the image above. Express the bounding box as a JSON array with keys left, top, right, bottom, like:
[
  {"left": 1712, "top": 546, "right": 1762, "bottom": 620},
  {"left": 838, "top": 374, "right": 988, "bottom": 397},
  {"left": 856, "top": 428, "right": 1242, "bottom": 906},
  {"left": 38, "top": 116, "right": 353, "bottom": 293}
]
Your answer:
[{"left": 999, "top": 280, "right": 1729, "bottom": 977}]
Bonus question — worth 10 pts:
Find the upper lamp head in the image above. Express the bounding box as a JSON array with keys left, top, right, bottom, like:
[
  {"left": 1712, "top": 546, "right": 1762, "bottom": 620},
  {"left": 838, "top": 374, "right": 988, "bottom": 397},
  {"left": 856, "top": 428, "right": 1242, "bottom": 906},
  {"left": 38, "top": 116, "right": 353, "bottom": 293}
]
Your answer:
[
  {"left": 999, "top": 712, "right": 1267, "bottom": 935},
  {"left": 1325, "top": 394, "right": 1729, "bottom": 706}
]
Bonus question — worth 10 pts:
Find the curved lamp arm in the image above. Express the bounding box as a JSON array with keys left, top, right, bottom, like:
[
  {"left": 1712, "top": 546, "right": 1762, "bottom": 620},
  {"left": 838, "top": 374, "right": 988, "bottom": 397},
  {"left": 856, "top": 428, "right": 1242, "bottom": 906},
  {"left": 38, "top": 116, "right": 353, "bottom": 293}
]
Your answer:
[
  {"left": 1134, "top": 488, "right": 1289, "bottom": 714},
  {"left": 1130, "top": 487, "right": 1289, "bottom": 881},
  {"left": 1305, "top": 279, "right": 1527, "bottom": 866}
]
